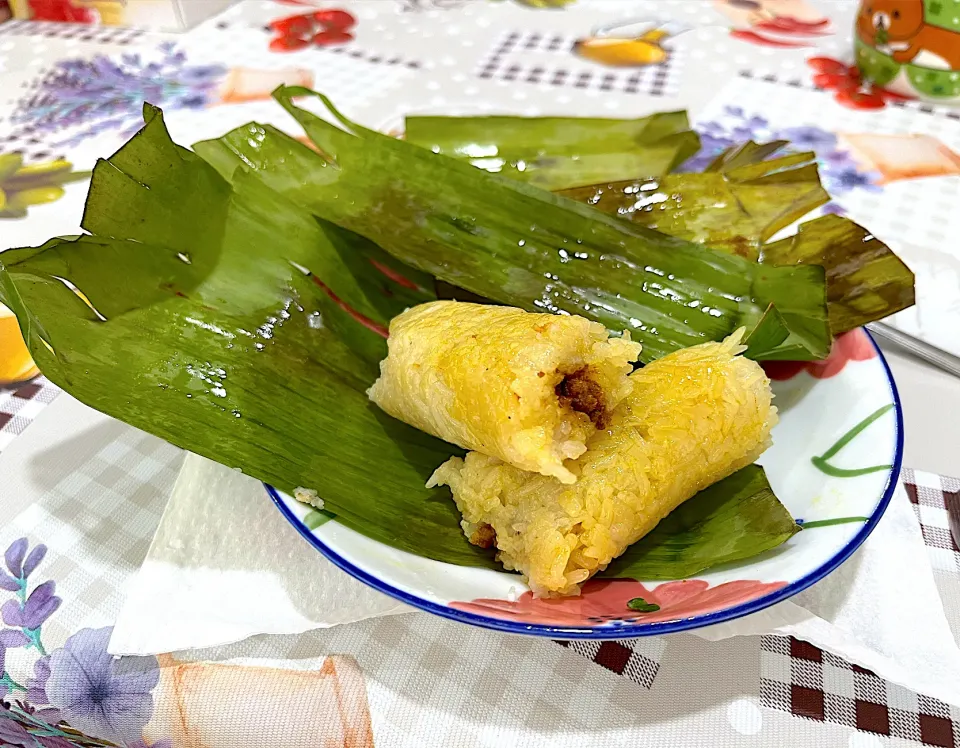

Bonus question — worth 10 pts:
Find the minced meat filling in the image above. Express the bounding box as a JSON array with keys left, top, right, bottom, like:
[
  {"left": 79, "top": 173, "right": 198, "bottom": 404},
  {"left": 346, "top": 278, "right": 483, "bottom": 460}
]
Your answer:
[
  {"left": 470, "top": 523, "right": 497, "bottom": 549},
  {"left": 556, "top": 367, "right": 606, "bottom": 427}
]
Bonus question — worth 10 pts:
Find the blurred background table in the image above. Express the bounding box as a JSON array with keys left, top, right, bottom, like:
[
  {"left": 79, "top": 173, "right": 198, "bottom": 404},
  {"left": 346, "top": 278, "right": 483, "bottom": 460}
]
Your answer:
[{"left": 0, "top": 2, "right": 958, "bottom": 747}]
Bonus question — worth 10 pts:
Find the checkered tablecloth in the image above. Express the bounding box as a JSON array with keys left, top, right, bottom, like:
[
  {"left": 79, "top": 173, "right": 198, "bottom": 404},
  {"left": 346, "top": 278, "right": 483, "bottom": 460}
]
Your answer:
[
  {"left": 541, "top": 469, "right": 960, "bottom": 747},
  {"left": 1, "top": 1, "right": 960, "bottom": 746},
  {"left": 3, "top": 388, "right": 959, "bottom": 747},
  {"left": 0, "top": 377, "right": 59, "bottom": 452},
  {"left": 753, "top": 471, "right": 960, "bottom": 747},
  {"left": 2, "top": 407, "right": 958, "bottom": 747},
  {"left": 476, "top": 30, "right": 682, "bottom": 97}
]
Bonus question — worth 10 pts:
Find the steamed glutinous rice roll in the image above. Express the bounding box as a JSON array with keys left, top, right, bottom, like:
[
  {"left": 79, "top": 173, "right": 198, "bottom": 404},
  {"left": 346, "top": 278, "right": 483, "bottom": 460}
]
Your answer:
[
  {"left": 367, "top": 300, "right": 642, "bottom": 484},
  {"left": 428, "top": 332, "right": 777, "bottom": 597}
]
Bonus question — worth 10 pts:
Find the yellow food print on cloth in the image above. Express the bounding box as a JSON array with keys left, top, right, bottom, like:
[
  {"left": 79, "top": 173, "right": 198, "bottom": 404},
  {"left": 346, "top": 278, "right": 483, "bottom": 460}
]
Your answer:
[{"left": 0, "top": 303, "right": 38, "bottom": 385}]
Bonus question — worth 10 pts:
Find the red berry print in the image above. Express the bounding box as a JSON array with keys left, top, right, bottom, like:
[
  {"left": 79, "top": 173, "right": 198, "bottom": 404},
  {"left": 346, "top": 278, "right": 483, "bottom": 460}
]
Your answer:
[
  {"left": 268, "top": 7, "right": 357, "bottom": 53},
  {"left": 806, "top": 56, "right": 914, "bottom": 111}
]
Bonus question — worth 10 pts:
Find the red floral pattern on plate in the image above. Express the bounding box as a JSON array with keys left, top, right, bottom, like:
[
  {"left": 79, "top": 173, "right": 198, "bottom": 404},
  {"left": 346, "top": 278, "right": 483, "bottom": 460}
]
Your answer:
[
  {"left": 450, "top": 577, "right": 787, "bottom": 627},
  {"left": 763, "top": 329, "right": 877, "bottom": 381}
]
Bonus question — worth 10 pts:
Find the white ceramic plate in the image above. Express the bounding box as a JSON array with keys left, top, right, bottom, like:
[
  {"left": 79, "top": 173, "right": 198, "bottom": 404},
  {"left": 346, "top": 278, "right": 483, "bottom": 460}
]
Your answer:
[{"left": 268, "top": 328, "right": 901, "bottom": 638}]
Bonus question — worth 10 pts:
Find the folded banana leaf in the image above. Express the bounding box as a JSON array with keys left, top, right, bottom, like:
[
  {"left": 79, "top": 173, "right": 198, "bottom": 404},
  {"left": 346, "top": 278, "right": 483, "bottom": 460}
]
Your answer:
[
  {"left": 194, "top": 87, "right": 830, "bottom": 362},
  {"left": 761, "top": 215, "right": 916, "bottom": 335},
  {"left": 600, "top": 464, "right": 799, "bottom": 580},
  {"left": 0, "top": 104, "right": 799, "bottom": 578},
  {"left": 559, "top": 141, "right": 915, "bottom": 332},
  {"left": 558, "top": 142, "right": 830, "bottom": 260},
  {"left": 0, "top": 105, "right": 479, "bottom": 566},
  {"left": 404, "top": 112, "right": 700, "bottom": 191}
]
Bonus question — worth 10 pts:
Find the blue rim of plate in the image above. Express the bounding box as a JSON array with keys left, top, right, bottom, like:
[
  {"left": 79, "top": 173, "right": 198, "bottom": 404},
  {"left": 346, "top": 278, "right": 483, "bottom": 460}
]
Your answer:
[{"left": 266, "top": 330, "right": 903, "bottom": 639}]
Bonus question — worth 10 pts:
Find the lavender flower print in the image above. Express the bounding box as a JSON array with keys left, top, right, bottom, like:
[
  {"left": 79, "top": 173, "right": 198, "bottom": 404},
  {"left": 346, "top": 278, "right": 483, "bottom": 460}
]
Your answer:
[
  {"left": 25, "top": 655, "right": 62, "bottom": 725},
  {"left": 0, "top": 629, "right": 30, "bottom": 695},
  {"left": 824, "top": 165, "right": 883, "bottom": 194},
  {"left": 12, "top": 43, "right": 227, "bottom": 148},
  {"left": 0, "top": 539, "right": 59, "bottom": 657},
  {"left": 778, "top": 125, "right": 838, "bottom": 151},
  {"left": 0, "top": 538, "right": 164, "bottom": 747},
  {"left": 678, "top": 107, "right": 882, "bottom": 211},
  {"left": 0, "top": 718, "right": 34, "bottom": 747},
  {"left": 35, "top": 737, "right": 76, "bottom": 748},
  {"left": 3, "top": 581, "right": 61, "bottom": 631},
  {"left": 46, "top": 627, "right": 159, "bottom": 745}
]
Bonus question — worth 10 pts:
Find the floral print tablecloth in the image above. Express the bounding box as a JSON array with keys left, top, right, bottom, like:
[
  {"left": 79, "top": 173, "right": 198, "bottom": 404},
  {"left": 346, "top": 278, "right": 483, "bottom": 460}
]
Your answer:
[{"left": 1, "top": 1, "right": 960, "bottom": 747}]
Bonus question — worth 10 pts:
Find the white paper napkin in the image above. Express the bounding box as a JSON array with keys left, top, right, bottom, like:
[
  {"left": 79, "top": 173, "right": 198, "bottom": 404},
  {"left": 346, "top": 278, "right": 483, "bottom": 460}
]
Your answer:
[
  {"left": 109, "top": 454, "right": 409, "bottom": 656},
  {"left": 693, "top": 482, "right": 960, "bottom": 706},
  {"left": 110, "top": 457, "right": 960, "bottom": 707}
]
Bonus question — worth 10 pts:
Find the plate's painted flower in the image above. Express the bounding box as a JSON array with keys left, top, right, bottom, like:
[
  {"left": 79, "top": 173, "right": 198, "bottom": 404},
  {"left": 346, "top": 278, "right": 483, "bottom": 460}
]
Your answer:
[
  {"left": 450, "top": 577, "right": 786, "bottom": 627},
  {"left": 45, "top": 627, "right": 159, "bottom": 745},
  {"left": 763, "top": 328, "right": 877, "bottom": 381}
]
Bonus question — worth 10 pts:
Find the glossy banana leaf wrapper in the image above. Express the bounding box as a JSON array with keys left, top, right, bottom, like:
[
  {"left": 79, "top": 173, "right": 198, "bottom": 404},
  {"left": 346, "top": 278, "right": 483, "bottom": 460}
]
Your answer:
[
  {"left": 0, "top": 104, "right": 799, "bottom": 577},
  {"left": 195, "top": 87, "right": 831, "bottom": 363},
  {"left": 558, "top": 142, "right": 916, "bottom": 333},
  {"left": 420, "top": 117, "right": 915, "bottom": 333},
  {"left": 559, "top": 142, "right": 829, "bottom": 260},
  {"left": 403, "top": 112, "right": 700, "bottom": 191}
]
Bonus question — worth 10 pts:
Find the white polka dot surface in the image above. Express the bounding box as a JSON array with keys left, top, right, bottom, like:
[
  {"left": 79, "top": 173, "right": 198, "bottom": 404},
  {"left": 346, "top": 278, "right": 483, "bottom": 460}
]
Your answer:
[
  {"left": 848, "top": 733, "right": 884, "bottom": 748},
  {"left": 726, "top": 698, "right": 764, "bottom": 735}
]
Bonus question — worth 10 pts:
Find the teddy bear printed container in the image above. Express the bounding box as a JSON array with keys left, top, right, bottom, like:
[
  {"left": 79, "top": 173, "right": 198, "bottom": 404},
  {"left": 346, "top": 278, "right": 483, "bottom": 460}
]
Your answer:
[{"left": 856, "top": 0, "right": 960, "bottom": 103}]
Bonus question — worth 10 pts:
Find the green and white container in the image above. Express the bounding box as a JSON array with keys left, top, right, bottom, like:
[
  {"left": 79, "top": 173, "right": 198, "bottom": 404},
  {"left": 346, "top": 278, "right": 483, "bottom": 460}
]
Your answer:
[{"left": 855, "top": 0, "right": 960, "bottom": 103}]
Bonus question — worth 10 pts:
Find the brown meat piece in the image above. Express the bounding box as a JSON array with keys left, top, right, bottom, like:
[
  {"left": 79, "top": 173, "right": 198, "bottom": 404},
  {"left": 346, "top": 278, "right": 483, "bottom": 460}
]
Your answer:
[
  {"left": 469, "top": 523, "right": 497, "bottom": 549},
  {"left": 556, "top": 367, "right": 606, "bottom": 427}
]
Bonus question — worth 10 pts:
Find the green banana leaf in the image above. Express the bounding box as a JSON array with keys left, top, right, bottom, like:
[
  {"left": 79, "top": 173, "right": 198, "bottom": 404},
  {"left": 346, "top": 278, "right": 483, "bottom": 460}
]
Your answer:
[
  {"left": 194, "top": 86, "right": 831, "bottom": 362},
  {"left": 558, "top": 142, "right": 830, "bottom": 260},
  {"left": 0, "top": 105, "right": 482, "bottom": 566},
  {"left": 761, "top": 214, "right": 916, "bottom": 335},
  {"left": 0, "top": 103, "right": 799, "bottom": 578},
  {"left": 404, "top": 112, "right": 700, "bottom": 191},
  {"left": 600, "top": 464, "right": 800, "bottom": 580},
  {"left": 558, "top": 142, "right": 915, "bottom": 332}
]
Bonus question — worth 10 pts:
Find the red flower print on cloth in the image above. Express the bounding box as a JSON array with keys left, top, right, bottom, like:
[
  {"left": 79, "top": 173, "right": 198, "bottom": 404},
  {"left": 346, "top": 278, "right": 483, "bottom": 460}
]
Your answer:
[
  {"left": 450, "top": 578, "right": 787, "bottom": 627},
  {"left": 269, "top": 9, "right": 356, "bottom": 52},
  {"left": 763, "top": 328, "right": 877, "bottom": 382},
  {"left": 25, "top": 0, "right": 96, "bottom": 23},
  {"left": 808, "top": 57, "right": 913, "bottom": 110}
]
